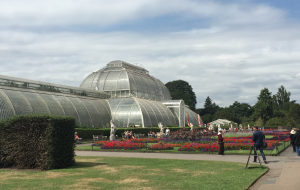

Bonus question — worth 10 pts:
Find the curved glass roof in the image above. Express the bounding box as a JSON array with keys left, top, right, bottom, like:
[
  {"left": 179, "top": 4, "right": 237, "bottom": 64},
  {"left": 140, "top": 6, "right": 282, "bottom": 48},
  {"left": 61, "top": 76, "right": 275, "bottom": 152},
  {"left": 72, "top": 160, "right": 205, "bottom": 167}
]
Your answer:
[
  {"left": 107, "top": 97, "right": 178, "bottom": 127},
  {"left": 80, "top": 60, "right": 171, "bottom": 101},
  {"left": 0, "top": 86, "right": 111, "bottom": 128}
]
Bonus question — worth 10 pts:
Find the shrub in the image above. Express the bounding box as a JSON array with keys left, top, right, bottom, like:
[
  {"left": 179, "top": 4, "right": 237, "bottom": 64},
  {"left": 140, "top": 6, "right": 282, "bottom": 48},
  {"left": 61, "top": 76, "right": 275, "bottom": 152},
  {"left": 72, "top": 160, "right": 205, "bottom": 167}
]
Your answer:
[
  {"left": 265, "top": 117, "right": 285, "bottom": 127},
  {"left": 169, "top": 127, "right": 203, "bottom": 140},
  {"left": 0, "top": 114, "right": 75, "bottom": 170}
]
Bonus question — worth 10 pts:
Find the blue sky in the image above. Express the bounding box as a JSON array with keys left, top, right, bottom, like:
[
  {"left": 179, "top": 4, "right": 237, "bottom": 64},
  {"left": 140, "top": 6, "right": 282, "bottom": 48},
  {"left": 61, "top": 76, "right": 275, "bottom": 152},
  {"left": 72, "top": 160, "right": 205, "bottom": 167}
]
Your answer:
[{"left": 1, "top": 0, "right": 299, "bottom": 108}]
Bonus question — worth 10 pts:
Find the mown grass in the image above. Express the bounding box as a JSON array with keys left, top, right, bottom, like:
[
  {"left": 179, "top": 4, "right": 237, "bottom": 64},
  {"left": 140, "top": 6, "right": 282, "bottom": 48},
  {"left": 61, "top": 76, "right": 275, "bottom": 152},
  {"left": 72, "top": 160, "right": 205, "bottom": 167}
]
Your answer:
[{"left": 0, "top": 156, "right": 267, "bottom": 190}]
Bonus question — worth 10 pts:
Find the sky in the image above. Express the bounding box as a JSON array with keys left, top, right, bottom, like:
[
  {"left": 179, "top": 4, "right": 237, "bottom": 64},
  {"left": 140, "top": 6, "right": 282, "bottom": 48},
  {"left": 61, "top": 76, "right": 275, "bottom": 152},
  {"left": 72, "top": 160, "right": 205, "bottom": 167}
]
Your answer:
[{"left": 1, "top": 0, "right": 300, "bottom": 108}]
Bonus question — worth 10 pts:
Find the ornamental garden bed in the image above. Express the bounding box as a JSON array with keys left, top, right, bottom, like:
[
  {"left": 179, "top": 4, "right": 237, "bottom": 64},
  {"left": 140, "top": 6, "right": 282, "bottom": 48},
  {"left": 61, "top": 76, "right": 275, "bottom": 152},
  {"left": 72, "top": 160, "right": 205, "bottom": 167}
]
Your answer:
[{"left": 76, "top": 130, "right": 291, "bottom": 156}]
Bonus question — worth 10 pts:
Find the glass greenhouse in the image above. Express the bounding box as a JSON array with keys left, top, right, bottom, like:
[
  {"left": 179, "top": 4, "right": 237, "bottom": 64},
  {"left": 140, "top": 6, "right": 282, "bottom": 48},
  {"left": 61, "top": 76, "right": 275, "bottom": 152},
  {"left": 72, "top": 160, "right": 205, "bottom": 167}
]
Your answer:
[
  {"left": 0, "top": 60, "right": 201, "bottom": 128},
  {"left": 0, "top": 86, "right": 111, "bottom": 127}
]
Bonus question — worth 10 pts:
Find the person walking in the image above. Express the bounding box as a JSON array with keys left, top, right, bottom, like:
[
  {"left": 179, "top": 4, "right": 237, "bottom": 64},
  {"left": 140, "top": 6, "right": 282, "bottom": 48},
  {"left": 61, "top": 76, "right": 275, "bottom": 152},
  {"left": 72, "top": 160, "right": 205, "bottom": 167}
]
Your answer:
[
  {"left": 218, "top": 128, "right": 225, "bottom": 156},
  {"left": 293, "top": 129, "right": 300, "bottom": 157},
  {"left": 252, "top": 126, "right": 267, "bottom": 164},
  {"left": 290, "top": 129, "right": 296, "bottom": 152}
]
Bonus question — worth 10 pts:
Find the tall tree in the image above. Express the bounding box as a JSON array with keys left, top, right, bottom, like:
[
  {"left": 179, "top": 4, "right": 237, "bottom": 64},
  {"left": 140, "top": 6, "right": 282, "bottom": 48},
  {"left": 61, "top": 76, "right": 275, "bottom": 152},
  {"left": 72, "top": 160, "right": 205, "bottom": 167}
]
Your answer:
[
  {"left": 273, "top": 85, "right": 295, "bottom": 112},
  {"left": 199, "top": 96, "right": 219, "bottom": 115},
  {"left": 165, "top": 80, "right": 197, "bottom": 111},
  {"left": 253, "top": 88, "right": 273, "bottom": 124},
  {"left": 288, "top": 103, "right": 300, "bottom": 127},
  {"left": 204, "top": 96, "right": 212, "bottom": 108},
  {"left": 229, "top": 101, "right": 253, "bottom": 118}
]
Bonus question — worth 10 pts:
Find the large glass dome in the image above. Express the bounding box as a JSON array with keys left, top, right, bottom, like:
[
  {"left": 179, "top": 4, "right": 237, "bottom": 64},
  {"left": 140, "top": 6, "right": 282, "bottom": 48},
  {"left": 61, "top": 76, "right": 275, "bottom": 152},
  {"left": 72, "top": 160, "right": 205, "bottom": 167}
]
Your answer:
[{"left": 80, "top": 60, "right": 171, "bottom": 101}]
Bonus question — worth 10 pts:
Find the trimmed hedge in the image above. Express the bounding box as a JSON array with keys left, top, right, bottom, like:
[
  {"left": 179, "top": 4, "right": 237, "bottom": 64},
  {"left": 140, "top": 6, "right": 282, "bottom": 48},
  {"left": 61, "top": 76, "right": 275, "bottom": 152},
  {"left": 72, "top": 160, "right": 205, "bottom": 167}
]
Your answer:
[
  {"left": 75, "top": 126, "right": 207, "bottom": 139},
  {"left": 0, "top": 114, "right": 75, "bottom": 170}
]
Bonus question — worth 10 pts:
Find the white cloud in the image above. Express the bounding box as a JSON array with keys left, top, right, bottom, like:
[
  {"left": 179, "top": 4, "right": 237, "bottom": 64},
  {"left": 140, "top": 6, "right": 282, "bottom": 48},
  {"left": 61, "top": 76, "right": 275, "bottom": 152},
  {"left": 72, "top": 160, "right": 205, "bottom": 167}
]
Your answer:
[{"left": 0, "top": 0, "right": 299, "bottom": 108}]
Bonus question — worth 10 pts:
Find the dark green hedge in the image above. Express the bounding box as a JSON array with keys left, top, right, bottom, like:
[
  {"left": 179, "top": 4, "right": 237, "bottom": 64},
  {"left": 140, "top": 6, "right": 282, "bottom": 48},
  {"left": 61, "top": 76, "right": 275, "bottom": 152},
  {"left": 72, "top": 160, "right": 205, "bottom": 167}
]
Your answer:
[
  {"left": 75, "top": 126, "right": 206, "bottom": 139},
  {"left": 0, "top": 114, "right": 75, "bottom": 170}
]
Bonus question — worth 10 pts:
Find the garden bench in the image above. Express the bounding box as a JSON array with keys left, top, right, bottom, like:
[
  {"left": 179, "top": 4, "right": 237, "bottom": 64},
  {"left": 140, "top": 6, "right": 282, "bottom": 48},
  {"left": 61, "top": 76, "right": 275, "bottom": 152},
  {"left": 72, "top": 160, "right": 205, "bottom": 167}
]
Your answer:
[
  {"left": 134, "top": 133, "right": 144, "bottom": 138},
  {"left": 75, "top": 138, "right": 82, "bottom": 144},
  {"left": 148, "top": 133, "right": 153, "bottom": 138},
  {"left": 93, "top": 135, "right": 107, "bottom": 142}
]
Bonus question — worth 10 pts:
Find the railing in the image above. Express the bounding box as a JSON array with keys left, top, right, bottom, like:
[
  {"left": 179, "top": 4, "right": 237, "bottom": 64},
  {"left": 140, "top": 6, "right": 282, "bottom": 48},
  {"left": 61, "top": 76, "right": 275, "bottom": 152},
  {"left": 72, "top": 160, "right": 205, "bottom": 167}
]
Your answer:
[{"left": 0, "top": 74, "right": 110, "bottom": 99}]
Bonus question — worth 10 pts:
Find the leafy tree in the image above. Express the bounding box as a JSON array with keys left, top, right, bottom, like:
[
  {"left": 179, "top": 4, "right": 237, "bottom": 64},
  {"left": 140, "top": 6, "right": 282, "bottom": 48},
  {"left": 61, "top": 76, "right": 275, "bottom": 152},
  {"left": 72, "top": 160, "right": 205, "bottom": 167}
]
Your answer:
[
  {"left": 265, "top": 117, "right": 285, "bottom": 127},
  {"left": 273, "top": 85, "right": 296, "bottom": 112},
  {"left": 201, "top": 114, "right": 213, "bottom": 124},
  {"left": 204, "top": 96, "right": 212, "bottom": 108},
  {"left": 288, "top": 104, "right": 300, "bottom": 127},
  {"left": 165, "top": 80, "right": 197, "bottom": 111},
  {"left": 272, "top": 110, "right": 287, "bottom": 118},
  {"left": 229, "top": 101, "right": 253, "bottom": 118},
  {"left": 241, "top": 117, "right": 255, "bottom": 126},
  {"left": 198, "top": 96, "right": 219, "bottom": 115},
  {"left": 253, "top": 88, "right": 273, "bottom": 123}
]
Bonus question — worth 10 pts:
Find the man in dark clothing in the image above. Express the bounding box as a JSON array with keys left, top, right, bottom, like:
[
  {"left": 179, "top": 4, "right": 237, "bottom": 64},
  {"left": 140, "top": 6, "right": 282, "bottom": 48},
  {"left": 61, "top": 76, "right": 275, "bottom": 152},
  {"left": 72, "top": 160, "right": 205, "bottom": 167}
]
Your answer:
[
  {"left": 252, "top": 126, "right": 267, "bottom": 164},
  {"left": 290, "top": 130, "right": 296, "bottom": 152},
  {"left": 293, "top": 129, "right": 300, "bottom": 156},
  {"left": 218, "top": 128, "right": 225, "bottom": 156}
]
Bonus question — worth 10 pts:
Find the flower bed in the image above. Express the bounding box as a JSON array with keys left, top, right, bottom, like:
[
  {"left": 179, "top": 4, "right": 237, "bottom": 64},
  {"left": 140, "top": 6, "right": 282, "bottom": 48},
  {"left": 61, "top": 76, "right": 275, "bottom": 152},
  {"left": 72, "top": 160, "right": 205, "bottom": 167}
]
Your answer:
[
  {"left": 95, "top": 141, "right": 146, "bottom": 150},
  {"left": 160, "top": 137, "right": 217, "bottom": 145},
  {"left": 177, "top": 139, "right": 281, "bottom": 152},
  {"left": 149, "top": 143, "right": 174, "bottom": 150},
  {"left": 124, "top": 138, "right": 161, "bottom": 143}
]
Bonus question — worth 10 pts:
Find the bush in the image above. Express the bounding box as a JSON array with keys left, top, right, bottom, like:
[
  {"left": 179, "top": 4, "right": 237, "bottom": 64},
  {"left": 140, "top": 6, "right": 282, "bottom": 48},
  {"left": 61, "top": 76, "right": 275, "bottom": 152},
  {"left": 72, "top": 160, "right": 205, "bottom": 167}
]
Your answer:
[
  {"left": 0, "top": 114, "right": 75, "bottom": 170},
  {"left": 265, "top": 117, "right": 285, "bottom": 127}
]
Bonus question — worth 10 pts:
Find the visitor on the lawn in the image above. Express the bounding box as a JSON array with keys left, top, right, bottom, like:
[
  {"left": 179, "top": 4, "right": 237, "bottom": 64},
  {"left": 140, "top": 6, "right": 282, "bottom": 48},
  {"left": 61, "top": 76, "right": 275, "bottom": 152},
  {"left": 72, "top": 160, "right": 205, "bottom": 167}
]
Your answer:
[
  {"left": 128, "top": 131, "right": 132, "bottom": 139},
  {"left": 293, "top": 129, "right": 300, "bottom": 157},
  {"left": 165, "top": 128, "right": 170, "bottom": 137},
  {"left": 130, "top": 131, "right": 134, "bottom": 139},
  {"left": 74, "top": 132, "right": 79, "bottom": 140},
  {"left": 218, "top": 128, "right": 225, "bottom": 156},
  {"left": 152, "top": 131, "right": 156, "bottom": 138},
  {"left": 290, "top": 129, "right": 296, "bottom": 152},
  {"left": 252, "top": 126, "right": 267, "bottom": 164}
]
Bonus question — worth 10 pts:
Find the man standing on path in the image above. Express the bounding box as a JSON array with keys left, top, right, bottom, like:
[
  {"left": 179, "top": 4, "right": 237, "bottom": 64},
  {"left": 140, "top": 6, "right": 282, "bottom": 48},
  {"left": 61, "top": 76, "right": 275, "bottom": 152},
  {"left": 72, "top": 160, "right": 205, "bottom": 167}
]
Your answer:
[
  {"left": 218, "top": 128, "right": 225, "bottom": 156},
  {"left": 252, "top": 126, "right": 267, "bottom": 164}
]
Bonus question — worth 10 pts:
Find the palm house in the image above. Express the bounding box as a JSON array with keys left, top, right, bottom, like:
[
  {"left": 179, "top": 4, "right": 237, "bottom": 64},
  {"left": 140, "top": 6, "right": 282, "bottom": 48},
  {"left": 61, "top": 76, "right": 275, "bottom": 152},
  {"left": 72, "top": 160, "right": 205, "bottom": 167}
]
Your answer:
[{"left": 0, "top": 60, "right": 201, "bottom": 128}]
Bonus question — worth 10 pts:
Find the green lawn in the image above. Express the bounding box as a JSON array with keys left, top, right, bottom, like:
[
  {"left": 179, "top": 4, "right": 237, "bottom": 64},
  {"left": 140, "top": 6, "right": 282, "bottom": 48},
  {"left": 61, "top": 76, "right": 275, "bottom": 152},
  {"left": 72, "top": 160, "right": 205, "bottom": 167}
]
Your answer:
[{"left": 0, "top": 156, "right": 267, "bottom": 190}]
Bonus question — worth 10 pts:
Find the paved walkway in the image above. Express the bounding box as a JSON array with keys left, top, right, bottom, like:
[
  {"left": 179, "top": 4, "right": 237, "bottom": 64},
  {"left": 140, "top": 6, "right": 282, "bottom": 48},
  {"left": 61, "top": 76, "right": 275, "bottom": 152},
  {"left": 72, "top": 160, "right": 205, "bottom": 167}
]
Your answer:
[{"left": 75, "top": 145, "right": 300, "bottom": 190}]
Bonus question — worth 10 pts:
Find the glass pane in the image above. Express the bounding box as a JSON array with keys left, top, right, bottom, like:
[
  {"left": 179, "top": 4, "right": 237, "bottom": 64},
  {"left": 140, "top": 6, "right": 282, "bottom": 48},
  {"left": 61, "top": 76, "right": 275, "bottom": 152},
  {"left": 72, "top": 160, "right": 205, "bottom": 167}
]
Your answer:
[
  {"left": 38, "top": 93, "right": 65, "bottom": 116},
  {"left": 22, "top": 92, "right": 51, "bottom": 114},
  {"left": 0, "top": 89, "right": 15, "bottom": 120},
  {"left": 2, "top": 89, "right": 33, "bottom": 115}
]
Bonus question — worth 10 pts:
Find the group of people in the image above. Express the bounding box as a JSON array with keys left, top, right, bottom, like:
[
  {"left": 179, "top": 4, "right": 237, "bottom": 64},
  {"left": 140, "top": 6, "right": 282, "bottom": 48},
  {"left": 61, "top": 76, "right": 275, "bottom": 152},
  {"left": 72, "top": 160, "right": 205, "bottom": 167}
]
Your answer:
[
  {"left": 123, "top": 131, "right": 134, "bottom": 139},
  {"left": 290, "top": 129, "right": 300, "bottom": 156}
]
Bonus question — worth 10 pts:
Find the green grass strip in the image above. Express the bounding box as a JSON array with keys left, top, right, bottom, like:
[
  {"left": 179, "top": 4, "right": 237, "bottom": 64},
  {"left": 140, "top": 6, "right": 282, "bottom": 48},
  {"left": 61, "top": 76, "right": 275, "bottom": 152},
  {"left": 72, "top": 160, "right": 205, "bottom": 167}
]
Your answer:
[{"left": 0, "top": 156, "right": 267, "bottom": 190}]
